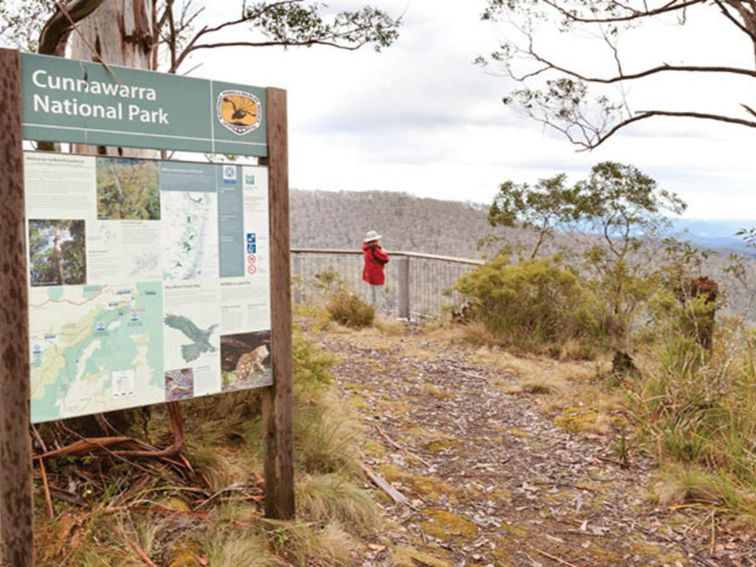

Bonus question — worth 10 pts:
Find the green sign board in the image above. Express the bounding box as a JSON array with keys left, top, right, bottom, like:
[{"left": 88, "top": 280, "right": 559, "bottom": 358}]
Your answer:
[{"left": 20, "top": 53, "right": 267, "bottom": 156}]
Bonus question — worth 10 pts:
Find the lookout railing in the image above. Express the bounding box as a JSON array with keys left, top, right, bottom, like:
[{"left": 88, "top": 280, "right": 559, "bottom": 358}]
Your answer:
[{"left": 290, "top": 248, "right": 484, "bottom": 320}]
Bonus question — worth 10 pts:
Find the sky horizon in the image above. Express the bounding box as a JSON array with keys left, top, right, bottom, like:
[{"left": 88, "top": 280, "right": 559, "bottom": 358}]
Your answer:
[
  {"left": 4, "top": 1, "right": 751, "bottom": 220},
  {"left": 188, "top": 1, "right": 754, "bottom": 221}
]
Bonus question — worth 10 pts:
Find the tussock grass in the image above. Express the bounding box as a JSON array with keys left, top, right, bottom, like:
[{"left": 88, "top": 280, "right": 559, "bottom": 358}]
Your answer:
[
  {"left": 652, "top": 464, "right": 756, "bottom": 522},
  {"left": 297, "top": 473, "right": 379, "bottom": 529},
  {"left": 373, "top": 314, "right": 405, "bottom": 335},
  {"left": 296, "top": 411, "right": 362, "bottom": 476},
  {"left": 34, "top": 332, "right": 380, "bottom": 565},
  {"left": 631, "top": 321, "right": 756, "bottom": 520},
  {"left": 263, "top": 519, "right": 354, "bottom": 566},
  {"left": 326, "top": 288, "right": 375, "bottom": 328}
]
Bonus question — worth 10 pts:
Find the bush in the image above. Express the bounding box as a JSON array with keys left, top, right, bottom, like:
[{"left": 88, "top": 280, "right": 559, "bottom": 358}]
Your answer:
[
  {"left": 454, "top": 255, "right": 606, "bottom": 356},
  {"left": 326, "top": 288, "right": 375, "bottom": 328},
  {"left": 632, "top": 322, "right": 756, "bottom": 519}
]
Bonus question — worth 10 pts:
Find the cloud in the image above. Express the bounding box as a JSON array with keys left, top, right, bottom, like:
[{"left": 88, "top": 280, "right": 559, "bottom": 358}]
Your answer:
[{"left": 192, "top": 0, "right": 753, "bottom": 220}]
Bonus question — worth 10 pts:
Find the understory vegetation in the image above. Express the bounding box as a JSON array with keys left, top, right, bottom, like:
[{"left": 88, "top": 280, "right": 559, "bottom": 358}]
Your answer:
[
  {"left": 33, "top": 333, "right": 380, "bottom": 566},
  {"left": 450, "top": 162, "right": 756, "bottom": 522}
]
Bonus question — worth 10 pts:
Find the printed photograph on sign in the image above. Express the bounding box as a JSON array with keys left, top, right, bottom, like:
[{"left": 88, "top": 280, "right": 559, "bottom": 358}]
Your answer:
[
  {"left": 221, "top": 330, "right": 272, "bottom": 392},
  {"left": 28, "top": 219, "right": 87, "bottom": 287},
  {"left": 97, "top": 157, "right": 160, "bottom": 220},
  {"left": 165, "top": 368, "right": 195, "bottom": 401}
]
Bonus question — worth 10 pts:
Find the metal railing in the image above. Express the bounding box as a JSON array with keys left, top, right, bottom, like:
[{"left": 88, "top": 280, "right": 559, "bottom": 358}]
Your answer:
[{"left": 290, "top": 248, "right": 483, "bottom": 320}]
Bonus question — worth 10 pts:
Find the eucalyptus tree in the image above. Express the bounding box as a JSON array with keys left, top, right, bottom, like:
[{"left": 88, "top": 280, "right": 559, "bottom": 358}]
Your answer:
[{"left": 479, "top": 0, "right": 756, "bottom": 149}]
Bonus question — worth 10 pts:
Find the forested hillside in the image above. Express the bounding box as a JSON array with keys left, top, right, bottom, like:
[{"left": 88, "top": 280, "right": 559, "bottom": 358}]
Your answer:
[
  {"left": 290, "top": 190, "right": 497, "bottom": 257},
  {"left": 291, "top": 189, "right": 755, "bottom": 258}
]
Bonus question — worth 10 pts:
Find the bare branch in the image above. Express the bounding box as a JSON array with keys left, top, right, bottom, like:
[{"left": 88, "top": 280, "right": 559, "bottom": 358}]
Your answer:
[
  {"left": 38, "top": 0, "right": 106, "bottom": 55},
  {"left": 523, "top": 45, "right": 756, "bottom": 82},
  {"left": 713, "top": 0, "right": 756, "bottom": 40},
  {"left": 540, "top": 0, "right": 706, "bottom": 24},
  {"left": 188, "top": 39, "right": 369, "bottom": 52},
  {"left": 583, "top": 110, "right": 756, "bottom": 151}
]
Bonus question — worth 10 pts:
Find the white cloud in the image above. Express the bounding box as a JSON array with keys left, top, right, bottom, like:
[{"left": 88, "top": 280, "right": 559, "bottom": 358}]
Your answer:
[{"left": 192, "top": 0, "right": 754, "bottom": 220}]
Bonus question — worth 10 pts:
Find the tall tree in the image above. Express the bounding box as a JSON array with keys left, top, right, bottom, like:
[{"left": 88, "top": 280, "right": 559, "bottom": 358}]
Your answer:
[
  {"left": 487, "top": 174, "right": 583, "bottom": 259},
  {"left": 479, "top": 0, "right": 756, "bottom": 150}
]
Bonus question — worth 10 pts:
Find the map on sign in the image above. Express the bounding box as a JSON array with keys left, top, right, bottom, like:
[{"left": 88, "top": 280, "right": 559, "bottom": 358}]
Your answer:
[
  {"left": 24, "top": 152, "right": 273, "bottom": 423},
  {"left": 28, "top": 283, "right": 164, "bottom": 421}
]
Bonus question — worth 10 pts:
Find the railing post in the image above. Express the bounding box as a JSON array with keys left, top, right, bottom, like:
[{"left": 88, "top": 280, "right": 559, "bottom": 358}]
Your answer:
[
  {"left": 292, "top": 252, "right": 302, "bottom": 305},
  {"left": 398, "top": 255, "right": 411, "bottom": 320}
]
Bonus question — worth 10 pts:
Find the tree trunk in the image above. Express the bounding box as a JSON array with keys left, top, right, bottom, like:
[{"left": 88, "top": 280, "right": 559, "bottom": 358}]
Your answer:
[{"left": 71, "top": 0, "right": 154, "bottom": 157}]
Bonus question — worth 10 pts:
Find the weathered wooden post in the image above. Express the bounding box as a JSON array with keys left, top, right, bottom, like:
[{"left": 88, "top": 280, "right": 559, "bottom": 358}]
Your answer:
[
  {"left": 0, "top": 48, "right": 34, "bottom": 567},
  {"left": 261, "top": 87, "right": 295, "bottom": 519}
]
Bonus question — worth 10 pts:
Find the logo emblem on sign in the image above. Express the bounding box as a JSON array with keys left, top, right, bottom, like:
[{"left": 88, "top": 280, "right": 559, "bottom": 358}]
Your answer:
[
  {"left": 217, "top": 90, "right": 261, "bottom": 136},
  {"left": 223, "top": 165, "right": 237, "bottom": 183}
]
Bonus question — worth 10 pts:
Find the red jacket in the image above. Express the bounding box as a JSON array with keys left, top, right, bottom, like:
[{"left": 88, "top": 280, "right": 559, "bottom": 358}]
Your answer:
[{"left": 362, "top": 242, "right": 390, "bottom": 285}]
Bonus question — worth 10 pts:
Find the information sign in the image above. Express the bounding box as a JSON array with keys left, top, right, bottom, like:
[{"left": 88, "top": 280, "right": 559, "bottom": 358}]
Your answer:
[
  {"left": 24, "top": 152, "right": 273, "bottom": 422},
  {"left": 21, "top": 53, "right": 267, "bottom": 156}
]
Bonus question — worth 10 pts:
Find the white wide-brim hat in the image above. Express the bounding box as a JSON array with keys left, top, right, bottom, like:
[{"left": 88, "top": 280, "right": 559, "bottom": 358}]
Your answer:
[{"left": 363, "top": 230, "right": 382, "bottom": 243}]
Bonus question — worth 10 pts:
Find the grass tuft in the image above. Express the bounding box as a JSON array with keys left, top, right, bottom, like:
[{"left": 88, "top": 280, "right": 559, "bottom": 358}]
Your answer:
[{"left": 297, "top": 473, "right": 379, "bottom": 529}]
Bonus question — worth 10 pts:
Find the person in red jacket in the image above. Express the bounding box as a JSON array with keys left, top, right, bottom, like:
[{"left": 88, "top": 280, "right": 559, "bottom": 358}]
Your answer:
[{"left": 362, "top": 230, "right": 390, "bottom": 312}]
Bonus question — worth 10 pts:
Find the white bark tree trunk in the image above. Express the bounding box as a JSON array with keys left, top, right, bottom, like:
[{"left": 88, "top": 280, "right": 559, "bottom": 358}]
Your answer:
[{"left": 71, "top": 0, "right": 155, "bottom": 156}]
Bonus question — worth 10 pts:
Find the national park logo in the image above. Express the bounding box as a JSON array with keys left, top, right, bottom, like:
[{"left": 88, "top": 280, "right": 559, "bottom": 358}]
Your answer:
[{"left": 217, "top": 90, "right": 261, "bottom": 136}]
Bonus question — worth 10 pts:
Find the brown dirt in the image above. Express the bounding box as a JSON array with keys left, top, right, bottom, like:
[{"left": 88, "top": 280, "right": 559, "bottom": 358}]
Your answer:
[{"left": 311, "top": 325, "right": 755, "bottom": 567}]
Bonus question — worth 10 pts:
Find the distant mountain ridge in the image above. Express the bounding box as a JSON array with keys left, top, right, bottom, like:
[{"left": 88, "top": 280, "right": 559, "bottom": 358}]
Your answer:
[
  {"left": 290, "top": 189, "right": 755, "bottom": 258},
  {"left": 290, "top": 189, "right": 493, "bottom": 258},
  {"left": 671, "top": 219, "right": 755, "bottom": 254}
]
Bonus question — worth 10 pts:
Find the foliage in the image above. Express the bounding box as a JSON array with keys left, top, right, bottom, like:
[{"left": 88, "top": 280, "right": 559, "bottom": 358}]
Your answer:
[
  {"left": 488, "top": 173, "right": 584, "bottom": 258},
  {"left": 0, "top": 0, "right": 54, "bottom": 51},
  {"left": 0, "top": 0, "right": 401, "bottom": 73},
  {"left": 579, "top": 162, "right": 686, "bottom": 258},
  {"left": 481, "top": 162, "right": 688, "bottom": 355},
  {"left": 326, "top": 287, "right": 375, "bottom": 328},
  {"left": 454, "top": 254, "right": 606, "bottom": 356},
  {"left": 96, "top": 157, "right": 160, "bottom": 220},
  {"left": 631, "top": 320, "right": 756, "bottom": 518},
  {"left": 28, "top": 219, "right": 87, "bottom": 286},
  {"left": 479, "top": 0, "right": 756, "bottom": 149}
]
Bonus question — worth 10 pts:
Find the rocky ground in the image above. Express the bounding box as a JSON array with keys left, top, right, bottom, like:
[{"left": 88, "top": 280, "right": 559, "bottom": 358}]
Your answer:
[{"left": 310, "top": 325, "right": 755, "bottom": 567}]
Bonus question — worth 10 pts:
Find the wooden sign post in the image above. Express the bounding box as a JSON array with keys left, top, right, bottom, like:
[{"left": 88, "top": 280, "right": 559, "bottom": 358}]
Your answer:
[
  {"left": 261, "top": 88, "right": 295, "bottom": 519},
  {"left": 0, "top": 49, "right": 295, "bottom": 565},
  {"left": 0, "top": 48, "right": 35, "bottom": 567}
]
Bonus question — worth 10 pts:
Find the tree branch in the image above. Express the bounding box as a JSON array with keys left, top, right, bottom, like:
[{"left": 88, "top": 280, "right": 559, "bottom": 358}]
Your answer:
[
  {"left": 583, "top": 109, "right": 756, "bottom": 150},
  {"left": 540, "top": 0, "right": 706, "bottom": 24},
  {"left": 189, "top": 39, "right": 369, "bottom": 52},
  {"left": 713, "top": 0, "right": 756, "bottom": 40},
  {"left": 38, "top": 0, "right": 106, "bottom": 56},
  {"left": 523, "top": 46, "right": 756, "bottom": 82}
]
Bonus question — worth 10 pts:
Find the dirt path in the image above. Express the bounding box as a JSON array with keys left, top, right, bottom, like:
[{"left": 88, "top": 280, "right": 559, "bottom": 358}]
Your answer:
[{"left": 313, "top": 327, "right": 754, "bottom": 567}]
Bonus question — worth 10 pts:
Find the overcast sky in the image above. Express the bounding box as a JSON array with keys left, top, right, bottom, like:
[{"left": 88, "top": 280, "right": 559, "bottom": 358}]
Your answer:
[{"left": 194, "top": 1, "right": 753, "bottom": 219}]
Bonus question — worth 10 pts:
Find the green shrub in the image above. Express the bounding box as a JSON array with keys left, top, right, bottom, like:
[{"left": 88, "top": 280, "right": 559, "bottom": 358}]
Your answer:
[
  {"left": 454, "top": 255, "right": 606, "bottom": 356},
  {"left": 632, "top": 322, "right": 755, "bottom": 518},
  {"left": 326, "top": 288, "right": 375, "bottom": 328}
]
